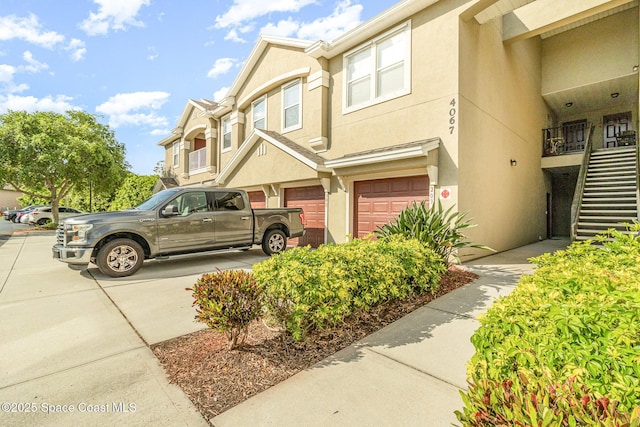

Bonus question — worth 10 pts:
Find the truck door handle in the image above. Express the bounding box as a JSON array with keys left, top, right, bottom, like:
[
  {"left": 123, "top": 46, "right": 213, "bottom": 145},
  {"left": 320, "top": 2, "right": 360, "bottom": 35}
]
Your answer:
[
  {"left": 241, "top": 216, "right": 251, "bottom": 220},
  {"left": 202, "top": 218, "right": 213, "bottom": 223}
]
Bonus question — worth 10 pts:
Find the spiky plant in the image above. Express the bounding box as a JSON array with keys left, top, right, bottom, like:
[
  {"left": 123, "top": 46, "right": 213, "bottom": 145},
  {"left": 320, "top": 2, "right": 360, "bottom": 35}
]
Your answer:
[{"left": 374, "top": 200, "right": 492, "bottom": 265}]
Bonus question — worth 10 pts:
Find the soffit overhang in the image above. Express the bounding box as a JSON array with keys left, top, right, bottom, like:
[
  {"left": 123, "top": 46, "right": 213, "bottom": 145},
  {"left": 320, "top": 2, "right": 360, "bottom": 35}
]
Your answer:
[{"left": 325, "top": 138, "right": 440, "bottom": 174}]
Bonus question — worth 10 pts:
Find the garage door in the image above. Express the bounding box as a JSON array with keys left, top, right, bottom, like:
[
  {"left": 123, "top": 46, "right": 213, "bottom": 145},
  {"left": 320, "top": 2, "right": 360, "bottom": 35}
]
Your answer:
[
  {"left": 247, "top": 191, "right": 266, "bottom": 208},
  {"left": 284, "top": 185, "right": 325, "bottom": 248},
  {"left": 354, "top": 175, "right": 430, "bottom": 239}
]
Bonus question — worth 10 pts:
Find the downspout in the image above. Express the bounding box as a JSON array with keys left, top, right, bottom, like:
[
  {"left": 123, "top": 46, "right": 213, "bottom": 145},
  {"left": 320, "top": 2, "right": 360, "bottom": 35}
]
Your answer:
[{"left": 570, "top": 124, "right": 595, "bottom": 240}]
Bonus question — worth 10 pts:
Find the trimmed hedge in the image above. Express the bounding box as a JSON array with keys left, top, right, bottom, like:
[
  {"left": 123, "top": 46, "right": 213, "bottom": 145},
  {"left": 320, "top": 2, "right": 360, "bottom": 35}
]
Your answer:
[
  {"left": 456, "top": 228, "right": 640, "bottom": 426},
  {"left": 253, "top": 236, "right": 445, "bottom": 341}
]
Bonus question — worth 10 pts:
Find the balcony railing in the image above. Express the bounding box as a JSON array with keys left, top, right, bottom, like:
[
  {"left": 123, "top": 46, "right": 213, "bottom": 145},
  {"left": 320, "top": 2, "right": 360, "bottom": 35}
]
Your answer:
[
  {"left": 542, "top": 122, "right": 589, "bottom": 156},
  {"left": 188, "top": 148, "right": 206, "bottom": 172}
]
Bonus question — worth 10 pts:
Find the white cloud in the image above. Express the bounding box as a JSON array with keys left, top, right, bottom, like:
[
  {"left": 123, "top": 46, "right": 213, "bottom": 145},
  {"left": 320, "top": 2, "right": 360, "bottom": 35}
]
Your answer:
[
  {"left": 0, "top": 94, "right": 78, "bottom": 113},
  {"left": 213, "top": 86, "right": 230, "bottom": 102},
  {"left": 260, "top": 18, "right": 300, "bottom": 38},
  {"left": 147, "top": 46, "right": 159, "bottom": 61},
  {"left": 80, "top": 0, "right": 151, "bottom": 36},
  {"left": 207, "top": 58, "right": 237, "bottom": 79},
  {"left": 150, "top": 128, "right": 170, "bottom": 136},
  {"left": 66, "top": 39, "right": 87, "bottom": 62},
  {"left": 214, "top": 0, "right": 317, "bottom": 29},
  {"left": 297, "top": 0, "right": 363, "bottom": 41},
  {"left": 22, "top": 51, "right": 48, "bottom": 73},
  {"left": 224, "top": 29, "right": 247, "bottom": 43},
  {"left": 0, "top": 64, "right": 17, "bottom": 84},
  {"left": 257, "top": 0, "right": 363, "bottom": 41},
  {"left": 96, "top": 91, "right": 170, "bottom": 129},
  {"left": 0, "top": 14, "right": 65, "bottom": 48}
]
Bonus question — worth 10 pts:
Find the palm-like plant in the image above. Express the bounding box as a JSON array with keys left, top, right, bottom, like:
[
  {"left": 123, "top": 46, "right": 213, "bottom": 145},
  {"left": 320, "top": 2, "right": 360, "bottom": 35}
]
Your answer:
[{"left": 374, "top": 200, "right": 493, "bottom": 265}]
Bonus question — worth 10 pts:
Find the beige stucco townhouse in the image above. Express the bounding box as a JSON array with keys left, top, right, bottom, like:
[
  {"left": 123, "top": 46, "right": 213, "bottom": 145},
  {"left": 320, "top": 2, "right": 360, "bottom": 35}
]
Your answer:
[{"left": 158, "top": 0, "right": 639, "bottom": 261}]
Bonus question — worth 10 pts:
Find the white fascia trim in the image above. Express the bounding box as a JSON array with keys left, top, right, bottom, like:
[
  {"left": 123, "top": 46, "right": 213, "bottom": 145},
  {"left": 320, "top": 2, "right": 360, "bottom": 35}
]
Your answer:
[
  {"left": 228, "top": 36, "right": 314, "bottom": 98},
  {"left": 325, "top": 140, "right": 440, "bottom": 169},
  {"left": 237, "top": 67, "right": 311, "bottom": 110},
  {"left": 215, "top": 129, "right": 329, "bottom": 185},
  {"left": 306, "top": 0, "right": 438, "bottom": 59},
  {"left": 184, "top": 124, "right": 207, "bottom": 139}
]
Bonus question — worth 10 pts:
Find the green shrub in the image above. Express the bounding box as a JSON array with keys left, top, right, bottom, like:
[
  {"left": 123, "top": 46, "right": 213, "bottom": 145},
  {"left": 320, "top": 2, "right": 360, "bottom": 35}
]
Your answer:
[
  {"left": 456, "top": 376, "right": 640, "bottom": 426},
  {"left": 253, "top": 237, "right": 444, "bottom": 341},
  {"left": 457, "top": 227, "right": 640, "bottom": 425},
  {"left": 374, "top": 200, "right": 492, "bottom": 264},
  {"left": 188, "top": 269, "right": 264, "bottom": 349}
]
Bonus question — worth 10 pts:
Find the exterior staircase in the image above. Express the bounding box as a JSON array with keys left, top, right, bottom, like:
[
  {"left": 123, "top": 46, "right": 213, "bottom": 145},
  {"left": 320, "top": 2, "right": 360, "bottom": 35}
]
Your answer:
[{"left": 575, "top": 147, "right": 638, "bottom": 241}]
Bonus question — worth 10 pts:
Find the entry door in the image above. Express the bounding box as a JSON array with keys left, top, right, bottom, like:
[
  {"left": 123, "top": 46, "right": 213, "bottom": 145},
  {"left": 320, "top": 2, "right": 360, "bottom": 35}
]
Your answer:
[
  {"left": 604, "top": 112, "right": 631, "bottom": 148},
  {"left": 157, "top": 191, "right": 214, "bottom": 251},
  {"left": 562, "top": 120, "right": 586, "bottom": 151}
]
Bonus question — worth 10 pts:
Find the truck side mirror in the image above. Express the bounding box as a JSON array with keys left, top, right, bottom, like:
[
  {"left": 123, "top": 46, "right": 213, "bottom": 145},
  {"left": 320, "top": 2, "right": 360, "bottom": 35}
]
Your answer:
[{"left": 162, "top": 205, "right": 179, "bottom": 217}]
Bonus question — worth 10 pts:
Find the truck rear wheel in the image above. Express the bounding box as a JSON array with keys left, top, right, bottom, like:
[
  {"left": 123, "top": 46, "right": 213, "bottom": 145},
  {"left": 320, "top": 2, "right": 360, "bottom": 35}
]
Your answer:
[
  {"left": 262, "top": 229, "right": 287, "bottom": 255},
  {"left": 96, "top": 238, "right": 144, "bottom": 277}
]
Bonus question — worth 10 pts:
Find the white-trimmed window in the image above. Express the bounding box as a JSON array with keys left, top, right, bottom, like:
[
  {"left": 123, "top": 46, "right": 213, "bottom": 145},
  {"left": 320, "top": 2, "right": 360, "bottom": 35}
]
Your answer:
[
  {"left": 172, "top": 141, "right": 179, "bottom": 168},
  {"left": 344, "top": 22, "right": 411, "bottom": 112},
  {"left": 252, "top": 97, "right": 266, "bottom": 130},
  {"left": 221, "top": 116, "right": 231, "bottom": 152},
  {"left": 282, "top": 79, "right": 302, "bottom": 132}
]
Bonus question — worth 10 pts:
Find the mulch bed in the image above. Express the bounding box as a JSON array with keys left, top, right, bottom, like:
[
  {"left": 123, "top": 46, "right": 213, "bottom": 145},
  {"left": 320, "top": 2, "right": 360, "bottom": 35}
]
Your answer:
[{"left": 151, "top": 266, "right": 478, "bottom": 422}]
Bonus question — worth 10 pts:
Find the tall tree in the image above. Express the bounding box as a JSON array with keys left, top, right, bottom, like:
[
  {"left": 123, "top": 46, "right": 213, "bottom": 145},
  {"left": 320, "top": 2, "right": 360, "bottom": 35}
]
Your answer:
[{"left": 0, "top": 110, "right": 129, "bottom": 223}]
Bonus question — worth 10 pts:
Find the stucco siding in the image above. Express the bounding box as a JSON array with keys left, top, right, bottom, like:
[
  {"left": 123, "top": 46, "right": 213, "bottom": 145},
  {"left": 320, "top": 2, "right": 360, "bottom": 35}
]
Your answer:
[{"left": 458, "top": 13, "right": 549, "bottom": 258}]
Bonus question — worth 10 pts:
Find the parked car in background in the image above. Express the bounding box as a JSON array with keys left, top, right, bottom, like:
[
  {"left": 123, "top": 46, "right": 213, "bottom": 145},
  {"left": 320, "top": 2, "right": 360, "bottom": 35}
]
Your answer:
[
  {"left": 4, "top": 205, "right": 44, "bottom": 222},
  {"left": 27, "top": 206, "right": 85, "bottom": 226},
  {"left": 18, "top": 207, "right": 41, "bottom": 224}
]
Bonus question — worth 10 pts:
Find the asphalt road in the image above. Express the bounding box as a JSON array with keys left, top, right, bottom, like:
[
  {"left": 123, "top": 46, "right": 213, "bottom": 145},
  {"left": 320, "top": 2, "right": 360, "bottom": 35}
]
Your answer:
[{"left": 0, "top": 218, "right": 30, "bottom": 247}]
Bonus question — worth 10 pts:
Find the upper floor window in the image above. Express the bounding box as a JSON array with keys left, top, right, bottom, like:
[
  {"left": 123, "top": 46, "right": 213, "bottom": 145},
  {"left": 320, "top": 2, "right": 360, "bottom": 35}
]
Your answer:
[
  {"left": 252, "top": 97, "right": 266, "bottom": 130},
  {"left": 282, "top": 80, "right": 302, "bottom": 132},
  {"left": 222, "top": 116, "right": 231, "bottom": 152},
  {"left": 172, "top": 141, "right": 179, "bottom": 168},
  {"left": 344, "top": 22, "right": 411, "bottom": 113}
]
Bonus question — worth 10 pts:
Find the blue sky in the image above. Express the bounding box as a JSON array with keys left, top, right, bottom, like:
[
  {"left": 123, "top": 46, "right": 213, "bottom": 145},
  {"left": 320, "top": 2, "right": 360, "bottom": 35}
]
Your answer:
[{"left": 0, "top": 0, "right": 400, "bottom": 175}]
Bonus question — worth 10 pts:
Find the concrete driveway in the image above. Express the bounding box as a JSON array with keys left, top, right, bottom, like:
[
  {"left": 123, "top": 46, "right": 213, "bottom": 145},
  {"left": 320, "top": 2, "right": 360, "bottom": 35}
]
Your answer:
[{"left": 0, "top": 231, "right": 268, "bottom": 426}]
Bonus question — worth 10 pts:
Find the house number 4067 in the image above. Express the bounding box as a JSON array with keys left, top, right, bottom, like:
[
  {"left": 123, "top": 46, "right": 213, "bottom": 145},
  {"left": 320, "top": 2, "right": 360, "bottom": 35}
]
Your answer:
[{"left": 449, "top": 98, "right": 456, "bottom": 134}]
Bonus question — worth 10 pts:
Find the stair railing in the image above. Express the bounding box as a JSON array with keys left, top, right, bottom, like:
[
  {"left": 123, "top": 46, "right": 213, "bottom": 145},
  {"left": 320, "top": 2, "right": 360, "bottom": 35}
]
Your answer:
[
  {"left": 636, "top": 140, "right": 639, "bottom": 223},
  {"left": 570, "top": 124, "right": 595, "bottom": 240}
]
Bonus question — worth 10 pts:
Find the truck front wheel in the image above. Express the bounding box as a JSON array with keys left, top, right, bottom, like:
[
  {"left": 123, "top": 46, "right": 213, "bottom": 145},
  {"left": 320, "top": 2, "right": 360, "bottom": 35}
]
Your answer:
[
  {"left": 262, "top": 229, "right": 287, "bottom": 255},
  {"left": 96, "top": 238, "right": 144, "bottom": 277}
]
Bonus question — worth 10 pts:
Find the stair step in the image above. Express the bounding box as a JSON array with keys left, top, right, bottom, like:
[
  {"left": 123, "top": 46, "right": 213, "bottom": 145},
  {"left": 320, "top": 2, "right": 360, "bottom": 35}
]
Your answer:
[
  {"left": 578, "top": 222, "right": 630, "bottom": 229},
  {"left": 588, "top": 164, "right": 636, "bottom": 171},
  {"left": 591, "top": 148, "right": 635, "bottom": 156},
  {"left": 582, "top": 197, "right": 636, "bottom": 203},
  {"left": 582, "top": 192, "right": 636, "bottom": 197},
  {"left": 586, "top": 176, "right": 636, "bottom": 183},
  {"left": 587, "top": 170, "right": 636, "bottom": 177},
  {"left": 577, "top": 229, "right": 635, "bottom": 236},
  {"left": 585, "top": 181, "right": 636, "bottom": 187},
  {"left": 579, "top": 210, "right": 637, "bottom": 216}
]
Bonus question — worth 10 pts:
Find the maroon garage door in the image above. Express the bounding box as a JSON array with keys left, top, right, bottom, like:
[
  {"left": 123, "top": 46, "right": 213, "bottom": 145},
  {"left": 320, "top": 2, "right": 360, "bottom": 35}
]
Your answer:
[
  {"left": 284, "top": 185, "right": 325, "bottom": 248},
  {"left": 247, "top": 191, "right": 266, "bottom": 208},
  {"left": 354, "top": 175, "right": 430, "bottom": 239}
]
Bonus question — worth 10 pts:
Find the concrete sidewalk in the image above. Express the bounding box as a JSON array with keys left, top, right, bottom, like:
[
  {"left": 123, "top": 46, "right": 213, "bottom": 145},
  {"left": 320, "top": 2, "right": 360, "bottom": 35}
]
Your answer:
[
  {"left": 0, "top": 230, "right": 569, "bottom": 426},
  {"left": 0, "top": 231, "right": 265, "bottom": 427},
  {"left": 211, "top": 238, "right": 570, "bottom": 427}
]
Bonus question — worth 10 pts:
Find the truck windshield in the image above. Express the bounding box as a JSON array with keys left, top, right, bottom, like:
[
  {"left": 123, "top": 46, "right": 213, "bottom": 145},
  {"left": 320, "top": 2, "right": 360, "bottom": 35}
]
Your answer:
[{"left": 135, "top": 188, "right": 181, "bottom": 210}]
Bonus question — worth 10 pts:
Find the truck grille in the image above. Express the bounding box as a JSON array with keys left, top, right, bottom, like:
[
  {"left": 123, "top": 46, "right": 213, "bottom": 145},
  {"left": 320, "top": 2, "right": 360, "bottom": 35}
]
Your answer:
[{"left": 56, "top": 223, "right": 66, "bottom": 246}]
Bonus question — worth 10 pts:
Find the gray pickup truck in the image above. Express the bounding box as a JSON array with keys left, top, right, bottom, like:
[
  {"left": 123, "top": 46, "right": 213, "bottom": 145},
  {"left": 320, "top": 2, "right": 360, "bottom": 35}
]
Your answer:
[{"left": 52, "top": 187, "right": 305, "bottom": 277}]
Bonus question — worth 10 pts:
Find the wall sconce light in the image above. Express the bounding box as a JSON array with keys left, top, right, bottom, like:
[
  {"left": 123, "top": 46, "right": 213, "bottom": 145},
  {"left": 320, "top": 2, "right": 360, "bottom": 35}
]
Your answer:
[
  {"left": 611, "top": 92, "right": 619, "bottom": 98},
  {"left": 510, "top": 159, "right": 517, "bottom": 166},
  {"left": 634, "top": 65, "right": 639, "bottom": 72},
  {"left": 565, "top": 102, "right": 573, "bottom": 107}
]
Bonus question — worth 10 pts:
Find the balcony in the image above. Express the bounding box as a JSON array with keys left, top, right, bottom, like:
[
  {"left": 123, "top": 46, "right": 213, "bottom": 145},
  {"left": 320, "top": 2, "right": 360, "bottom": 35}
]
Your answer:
[
  {"left": 542, "top": 122, "right": 589, "bottom": 157},
  {"left": 188, "top": 148, "right": 206, "bottom": 173}
]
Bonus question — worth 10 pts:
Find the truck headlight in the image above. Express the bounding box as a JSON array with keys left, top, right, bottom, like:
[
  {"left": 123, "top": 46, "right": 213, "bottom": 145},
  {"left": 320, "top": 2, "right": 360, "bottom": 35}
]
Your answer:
[{"left": 65, "top": 224, "right": 93, "bottom": 242}]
